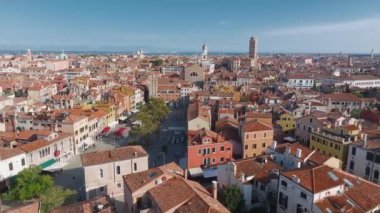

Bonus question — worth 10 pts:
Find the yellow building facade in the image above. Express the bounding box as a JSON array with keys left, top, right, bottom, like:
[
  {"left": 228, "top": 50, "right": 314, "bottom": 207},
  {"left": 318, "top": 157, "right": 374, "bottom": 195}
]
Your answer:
[
  {"left": 278, "top": 113, "right": 296, "bottom": 132},
  {"left": 309, "top": 128, "right": 353, "bottom": 166}
]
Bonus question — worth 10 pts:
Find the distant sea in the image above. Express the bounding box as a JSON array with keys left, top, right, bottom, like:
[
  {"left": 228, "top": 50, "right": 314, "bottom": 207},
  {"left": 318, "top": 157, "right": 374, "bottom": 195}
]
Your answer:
[{"left": 0, "top": 50, "right": 374, "bottom": 57}]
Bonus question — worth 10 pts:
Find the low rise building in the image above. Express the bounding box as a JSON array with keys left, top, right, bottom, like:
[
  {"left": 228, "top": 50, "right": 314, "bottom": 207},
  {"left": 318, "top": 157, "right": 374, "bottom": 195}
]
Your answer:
[
  {"left": 217, "top": 156, "right": 281, "bottom": 211},
  {"left": 347, "top": 131, "right": 380, "bottom": 184},
  {"left": 81, "top": 146, "right": 148, "bottom": 202},
  {"left": 123, "top": 162, "right": 229, "bottom": 213},
  {"left": 287, "top": 74, "right": 315, "bottom": 88},
  {"left": 277, "top": 165, "right": 380, "bottom": 213},
  {"left": 266, "top": 141, "right": 342, "bottom": 170}
]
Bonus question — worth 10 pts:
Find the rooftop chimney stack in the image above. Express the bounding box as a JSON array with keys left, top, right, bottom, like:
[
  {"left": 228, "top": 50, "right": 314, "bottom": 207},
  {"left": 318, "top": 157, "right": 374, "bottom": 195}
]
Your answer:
[
  {"left": 271, "top": 141, "right": 277, "bottom": 149},
  {"left": 184, "top": 168, "right": 188, "bottom": 180},
  {"left": 241, "top": 173, "right": 245, "bottom": 182},
  {"left": 212, "top": 181, "right": 218, "bottom": 200},
  {"left": 296, "top": 149, "right": 302, "bottom": 158}
]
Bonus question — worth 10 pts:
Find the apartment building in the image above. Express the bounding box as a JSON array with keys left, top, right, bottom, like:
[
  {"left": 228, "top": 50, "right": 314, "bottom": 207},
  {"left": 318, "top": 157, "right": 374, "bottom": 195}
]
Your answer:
[
  {"left": 309, "top": 127, "right": 358, "bottom": 166},
  {"left": 187, "top": 101, "right": 211, "bottom": 131},
  {"left": 241, "top": 120, "right": 273, "bottom": 158},
  {"left": 19, "top": 131, "right": 74, "bottom": 168},
  {"left": 187, "top": 129, "right": 233, "bottom": 169},
  {"left": 217, "top": 156, "right": 281, "bottom": 211},
  {"left": 81, "top": 146, "right": 148, "bottom": 201},
  {"left": 266, "top": 141, "right": 342, "bottom": 170},
  {"left": 287, "top": 74, "right": 315, "bottom": 88},
  {"left": 278, "top": 113, "right": 296, "bottom": 133},
  {"left": 0, "top": 147, "right": 28, "bottom": 188},
  {"left": 347, "top": 131, "right": 380, "bottom": 184},
  {"left": 277, "top": 165, "right": 380, "bottom": 213}
]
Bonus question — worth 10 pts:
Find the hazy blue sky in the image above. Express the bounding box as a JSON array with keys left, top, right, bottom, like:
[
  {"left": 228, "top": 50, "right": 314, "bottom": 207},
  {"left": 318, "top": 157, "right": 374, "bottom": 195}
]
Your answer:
[{"left": 1, "top": 0, "right": 380, "bottom": 53}]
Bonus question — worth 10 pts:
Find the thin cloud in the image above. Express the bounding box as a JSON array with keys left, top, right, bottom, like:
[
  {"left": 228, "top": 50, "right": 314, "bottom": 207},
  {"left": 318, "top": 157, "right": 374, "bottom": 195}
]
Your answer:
[
  {"left": 218, "top": 20, "right": 231, "bottom": 25},
  {"left": 262, "top": 18, "right": 380, "bottom": 36}
]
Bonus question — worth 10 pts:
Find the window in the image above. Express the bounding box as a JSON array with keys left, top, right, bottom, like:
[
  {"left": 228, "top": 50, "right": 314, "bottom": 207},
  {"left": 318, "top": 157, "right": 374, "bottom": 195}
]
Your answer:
[
  {"left": 117, "top": 183, "right": 122, "bottom": 188},
  {"left": 134, "top": 163, "right": 137, "bottom": 171},
  {"left": 220, "top": 157, "right": 225, "bottom": 162},
  {"left": 212, "top": 158, "right": 216, "bottom": 163},
  {"left": 252, "top": 144, "right": 256, "bottom": 149},
  {"left": 99, "top": 169, "right": 103, "bottom": 178},
  {"left": 245, "top": 145, "right": 248, "bottom": 150},
  {"left": 21, "top": 158, "right": 25, "bottom": 166},
  {"left": 365, "top": 166, "right": 371, "bottom": 177},
  {"left": 279, "top": 192, "right": 288, "bottom": 210},
  {"left": 220, "top": 146, "right": 224, "bottom": 152},
  {"left": 349, "top": 161, "right": 354, "bottom": 170},
  {"left": 260, "top": 184, "right": 265, "bottom": 191},
  {"left": 9, "top": 163, "right": 13, "bottom": 171},
  {"left": 310, "top": 118, "right": 312, "bottom": 123},
  {"left": 198, "top": 149, "right": 202, "bottom": 155},
  {"left": 281, "top": 180, "right": 287, "bottom": 188},
  {"left": 351, "top": 147, "right": 356, "bottom": 155},
  {"left": 116, "top": 166, "right": 120, "bottom": 175},
  {"left": 374, "top": 170, "right": 379, "bottom": 181},
  {"left": 262, "top": 143, "right": 266, "bottom": 148},
  {"left": 366, "top": 152, "right": 374, "bottom": 161},
  {"left": 190, "top": 72, "right": 198, "bottom": 77},
  {"left": 376, "top": 155, "right": 380, "bottom": 164},
  {"left": 212, "top": 147, "right": 216, "bottom": 153},
  {"left": 264, "top": 133, "right": 266, "bottom": 137},
  {"left": 300, "top": 192, "right": 307, "bottom": 200},
  {"left": 297, "top": 124, "right": 300, "bottom": 128}
]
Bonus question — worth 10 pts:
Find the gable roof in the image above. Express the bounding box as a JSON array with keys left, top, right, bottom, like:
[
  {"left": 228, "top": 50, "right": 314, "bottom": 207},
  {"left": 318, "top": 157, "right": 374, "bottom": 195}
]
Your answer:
[{"left": 81, "top": 145, "right": 148, "bottom": 167}]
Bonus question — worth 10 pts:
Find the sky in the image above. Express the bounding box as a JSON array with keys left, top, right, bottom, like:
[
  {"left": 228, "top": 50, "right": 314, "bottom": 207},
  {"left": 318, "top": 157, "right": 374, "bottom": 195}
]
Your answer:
[{"left": 0, "top": 0, "right": 380, "bottom": 53}]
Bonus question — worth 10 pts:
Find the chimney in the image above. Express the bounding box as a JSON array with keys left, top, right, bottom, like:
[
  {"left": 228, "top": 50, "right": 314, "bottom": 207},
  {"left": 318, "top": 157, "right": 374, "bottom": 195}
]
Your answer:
[
  {"left": 184, "top": 168, "right": 188, "bottom": 180},
  {"left": 241, "top": 173, "right": 245, "bottom": 182},
  {"left": 212, "top": 180, "right": 218, "bottom": 200},
  {"left": 296, "top": 149, "right": 302, "bottom": 158},
  {"left": 134, "top": 151, "right": 137, "bottom": 157},
  {"left": 271, "top": 141, "right": 277, "bottom": 150},
  {"left": 296, "top": 161, "right": 301, "bottom": 168},
  {"left": 286, "top": 145, "right": 291, "bottom": 154}
]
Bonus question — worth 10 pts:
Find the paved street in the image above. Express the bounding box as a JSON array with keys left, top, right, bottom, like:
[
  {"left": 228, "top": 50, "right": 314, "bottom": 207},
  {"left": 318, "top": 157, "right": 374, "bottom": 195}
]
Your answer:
[
  {"left": 53, "top": 105, "right": 188, "bottom": 201},
  {"left": 144, "top": 105, "right": 188, "bottom": 168}
]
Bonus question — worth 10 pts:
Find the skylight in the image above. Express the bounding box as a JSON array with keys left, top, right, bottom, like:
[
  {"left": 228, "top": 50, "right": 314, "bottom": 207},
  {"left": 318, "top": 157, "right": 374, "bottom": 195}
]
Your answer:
[{"left": 327, "top": 171, "right": 339, "bottom": 181}]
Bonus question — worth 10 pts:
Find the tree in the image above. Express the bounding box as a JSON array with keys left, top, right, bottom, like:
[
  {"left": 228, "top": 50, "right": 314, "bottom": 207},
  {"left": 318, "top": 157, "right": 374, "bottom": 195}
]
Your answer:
[
  {"left": 2, "top": 166, "right": 76, "bottom": 213},
  {"left": 350, "top": 109, "right": 362, "bottom": 119},
  {"left": 151, "top": 59, "right": 164, "bottom": 67},
  {"left": 218, "top": 185, "right": 245, "bottom": 213},
  {"left": 40, "top": 187, "right": 76, "bottom": 213},
  {"left": 3, "top": 166, "right": 54, "bottom": 201},
  {"left": 131, "top": 98, "right": 169, "bottom": 138}
]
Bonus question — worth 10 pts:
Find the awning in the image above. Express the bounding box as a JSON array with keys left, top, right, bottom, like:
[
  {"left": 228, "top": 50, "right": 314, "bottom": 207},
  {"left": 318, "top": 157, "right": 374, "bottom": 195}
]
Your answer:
[
  {"left": 102, "top": 126, "right": 111, "bottom": 134},
  {"left": 118, "top": 116, "right": 128, "bottom": 121},
  {"left": 114, "top": 127, "right": 126, "bottom": 136},
  {"left": 39, "top": 159, "right": 57, "bottom": 169},
  {"left": 203, "top": 167, "right": 218, "bottom": 178},
  {"left": 189, "top": 167, "right": 203, "bottom": 177},
  {"left": 42, "top": 161, "right": 67, "bottom": 173}
]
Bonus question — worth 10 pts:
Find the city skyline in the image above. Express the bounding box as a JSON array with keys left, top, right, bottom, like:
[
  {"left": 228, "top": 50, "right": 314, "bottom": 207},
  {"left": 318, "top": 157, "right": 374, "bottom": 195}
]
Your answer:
[{"left": 0, "top": 0, "right": 380, "bottom": 53}]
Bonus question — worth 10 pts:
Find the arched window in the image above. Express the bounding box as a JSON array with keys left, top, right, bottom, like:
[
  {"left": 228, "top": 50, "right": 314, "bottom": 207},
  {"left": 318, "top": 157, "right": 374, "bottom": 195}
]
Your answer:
[
  {"left": 116, "top": 166, "right": 120, "bottom": 175},
  {"left": 365, "top": 166, "right": 371, "bottom": 177},
  {"left": 190, "top": 72, "right": 198, "bottom": 77},
  {"left": 349, "top": 161, "right": 354, "bottom": 170}
]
